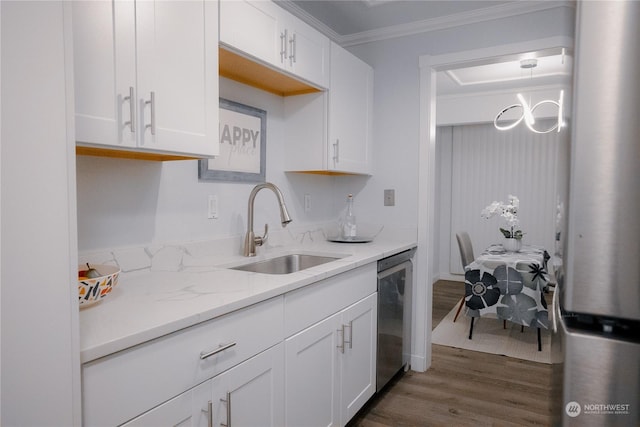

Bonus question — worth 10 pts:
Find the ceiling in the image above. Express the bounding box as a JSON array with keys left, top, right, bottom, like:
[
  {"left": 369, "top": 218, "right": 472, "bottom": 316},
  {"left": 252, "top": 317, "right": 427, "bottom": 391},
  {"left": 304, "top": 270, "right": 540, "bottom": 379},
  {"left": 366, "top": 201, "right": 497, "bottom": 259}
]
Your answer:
[
  {"left": 278, "top": 0, "right": 571, "bottom": 45},
  {"left": 285, "top": 0, "right": 514, "bottom": 37},
  {"left": 437, "top": 48, "right": 573, "bottom": 96},
  {"left": 277, "top": 0, "right": 574, "bottom": 96}
]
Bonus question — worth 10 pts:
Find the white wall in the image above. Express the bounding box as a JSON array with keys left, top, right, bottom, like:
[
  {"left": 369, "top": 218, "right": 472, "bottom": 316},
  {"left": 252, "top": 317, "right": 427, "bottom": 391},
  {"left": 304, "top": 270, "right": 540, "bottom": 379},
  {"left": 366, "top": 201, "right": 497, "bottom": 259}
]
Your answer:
[
  {"left": 77, "top": 78, "right": 341, "bottom": 251},
  {"left": 77, "top": 6, "right": 575, "bottom": 254},
  {"left": 438, "top": 121, "right": 570, "bottom": 279},
  {"left": 346, "top": 5, "right": 575, "bottom": 272},
  {"left": 1, "top": 2, "right": 80, "bottom": 424},
  {"left": 437, "top": 86, "right": 572, "bottom": 127}
]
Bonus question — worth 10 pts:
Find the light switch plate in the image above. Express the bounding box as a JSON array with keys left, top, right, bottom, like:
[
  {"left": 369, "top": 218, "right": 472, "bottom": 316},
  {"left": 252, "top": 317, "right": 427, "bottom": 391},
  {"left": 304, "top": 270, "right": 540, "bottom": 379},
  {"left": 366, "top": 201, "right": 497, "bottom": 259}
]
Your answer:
[
  {"left": 384, "top": 189, "right": 395, "bottom": 206},
  {"left": 208, "top": 195, "right": 218, "bottom": 219},
  {"left": 304, "top": 194, "right": 311, "bottom": 212}
]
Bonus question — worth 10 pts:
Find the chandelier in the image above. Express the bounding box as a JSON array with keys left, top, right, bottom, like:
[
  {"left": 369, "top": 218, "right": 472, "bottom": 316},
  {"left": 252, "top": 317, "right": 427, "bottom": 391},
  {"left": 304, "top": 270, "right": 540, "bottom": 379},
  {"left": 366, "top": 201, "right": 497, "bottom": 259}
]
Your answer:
[{"left": 494, "top": 59, "right": 565, "bottom": 134}]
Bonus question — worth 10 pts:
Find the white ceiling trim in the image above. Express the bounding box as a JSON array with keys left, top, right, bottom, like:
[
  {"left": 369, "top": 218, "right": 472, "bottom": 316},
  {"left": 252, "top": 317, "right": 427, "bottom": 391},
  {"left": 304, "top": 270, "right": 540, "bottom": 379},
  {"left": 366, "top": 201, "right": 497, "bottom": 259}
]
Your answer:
[
  {"left": 277, "top": 1, "right": 575, "bottom": 47},
  {"left": 436, "top": 83, "right": 570, "bottom": 101},
  {"left": 277, "top": 1, "right": 343, "bottom": 42}
]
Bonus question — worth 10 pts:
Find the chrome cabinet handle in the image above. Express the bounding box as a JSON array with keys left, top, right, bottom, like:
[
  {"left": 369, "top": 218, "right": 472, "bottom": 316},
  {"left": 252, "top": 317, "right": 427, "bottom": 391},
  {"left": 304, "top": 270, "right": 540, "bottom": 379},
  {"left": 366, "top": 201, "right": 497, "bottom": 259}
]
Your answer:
[
  {"left": 289, "top": 33, "right": 296, "bottom": 65},
  {"left": 552, "top": 285, "right": 559, "bottom": 333},
  {"left": 220, "top": 392, "right": 231, "bottom": 427},
  {"left": 204, "top": 400, "right": 212, "bottom": 427},
  {"left": 200, "top": 342, "right": 237, "bottom": 360},
  {"left": 144, "top": 91, "right": 156, "bottom": 135},
  {"left": 344, "top": 321, "right": 353, "bottom": 349},
  {"left": 280, "top": 29, "right": 288, "bottom": 63},
  {"left": 333, "top": 139, "right": 340, "bottom": 164},
  {"left": 337, "top": 325, "right": 345, "bottom": 354},
  {"left": 123, "top": 86, "right": 135, "bottom": 133}
]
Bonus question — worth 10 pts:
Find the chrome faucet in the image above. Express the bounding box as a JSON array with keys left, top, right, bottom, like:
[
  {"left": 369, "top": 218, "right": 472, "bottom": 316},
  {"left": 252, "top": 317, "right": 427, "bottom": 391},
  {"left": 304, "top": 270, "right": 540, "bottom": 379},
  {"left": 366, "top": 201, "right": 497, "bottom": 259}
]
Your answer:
[{"left": 243, "top": 182, "right": 292, "bottom": 257}]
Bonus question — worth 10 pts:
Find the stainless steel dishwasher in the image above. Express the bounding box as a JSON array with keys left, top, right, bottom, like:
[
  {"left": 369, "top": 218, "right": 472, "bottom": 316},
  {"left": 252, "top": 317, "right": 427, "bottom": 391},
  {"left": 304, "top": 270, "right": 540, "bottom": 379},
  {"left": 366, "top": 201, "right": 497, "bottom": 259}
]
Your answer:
[{"left": 376, "top": 247, "right": 415, "bottom": 392}]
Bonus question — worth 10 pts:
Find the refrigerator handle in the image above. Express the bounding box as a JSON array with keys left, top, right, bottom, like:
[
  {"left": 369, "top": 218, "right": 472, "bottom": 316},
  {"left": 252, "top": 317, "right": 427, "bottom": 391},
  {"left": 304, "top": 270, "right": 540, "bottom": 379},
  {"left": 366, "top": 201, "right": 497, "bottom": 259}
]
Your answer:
[{"left": 552, "top": 284, "right": 559, "bottom": 333}]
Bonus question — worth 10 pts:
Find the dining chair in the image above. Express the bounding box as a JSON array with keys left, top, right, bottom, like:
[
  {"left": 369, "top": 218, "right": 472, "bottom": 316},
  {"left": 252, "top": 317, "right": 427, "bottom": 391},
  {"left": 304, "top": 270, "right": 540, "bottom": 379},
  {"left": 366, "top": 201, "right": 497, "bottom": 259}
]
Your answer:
[{"left": 454, "top": 232, "right": 475, "bottom": 322}]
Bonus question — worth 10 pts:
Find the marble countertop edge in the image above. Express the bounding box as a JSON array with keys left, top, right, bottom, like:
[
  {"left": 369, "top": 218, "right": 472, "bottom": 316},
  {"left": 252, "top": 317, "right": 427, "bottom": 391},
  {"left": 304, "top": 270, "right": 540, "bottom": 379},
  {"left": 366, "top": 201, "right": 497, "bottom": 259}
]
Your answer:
[{"left": 79, "top": 238, "right": 417, "bottom": 364}]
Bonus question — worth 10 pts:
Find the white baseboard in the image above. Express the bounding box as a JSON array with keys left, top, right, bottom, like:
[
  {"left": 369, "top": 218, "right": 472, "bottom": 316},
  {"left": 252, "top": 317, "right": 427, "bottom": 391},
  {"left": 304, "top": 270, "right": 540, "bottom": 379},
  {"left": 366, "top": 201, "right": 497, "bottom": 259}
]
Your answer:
[{"left": 410, "top": 354, "right": 428, "bottom": 372}]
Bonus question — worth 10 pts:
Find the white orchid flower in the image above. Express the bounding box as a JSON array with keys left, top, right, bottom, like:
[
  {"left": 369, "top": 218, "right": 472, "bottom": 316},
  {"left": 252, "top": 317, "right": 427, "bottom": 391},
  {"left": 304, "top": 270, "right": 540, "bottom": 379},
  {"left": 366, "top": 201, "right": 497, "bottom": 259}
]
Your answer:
[{"left": 481, "top": 195, "right": 524, "bottom": 239}]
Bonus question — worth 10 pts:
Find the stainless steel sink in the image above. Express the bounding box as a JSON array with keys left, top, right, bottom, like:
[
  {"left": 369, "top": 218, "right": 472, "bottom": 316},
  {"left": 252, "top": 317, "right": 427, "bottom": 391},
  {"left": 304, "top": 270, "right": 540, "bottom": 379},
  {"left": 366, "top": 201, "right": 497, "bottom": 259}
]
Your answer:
[{"left": 231, "top": 254, "right": 341, "bottom": 275}]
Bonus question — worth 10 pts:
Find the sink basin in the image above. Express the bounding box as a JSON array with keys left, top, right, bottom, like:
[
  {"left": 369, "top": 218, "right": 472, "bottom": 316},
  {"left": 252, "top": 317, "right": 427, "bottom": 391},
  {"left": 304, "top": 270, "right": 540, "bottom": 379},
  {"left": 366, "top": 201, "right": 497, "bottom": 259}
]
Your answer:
[{"left": 231, "top": 254, "right": 342, "bottom": 275}]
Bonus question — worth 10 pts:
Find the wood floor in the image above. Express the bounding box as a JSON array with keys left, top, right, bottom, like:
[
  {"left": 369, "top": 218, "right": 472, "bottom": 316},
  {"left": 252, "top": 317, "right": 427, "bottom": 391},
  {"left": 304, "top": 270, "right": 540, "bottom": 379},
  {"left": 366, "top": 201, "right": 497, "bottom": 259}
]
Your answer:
[{"left": 347, "top": 280, "right": 554, "bottom": 427}]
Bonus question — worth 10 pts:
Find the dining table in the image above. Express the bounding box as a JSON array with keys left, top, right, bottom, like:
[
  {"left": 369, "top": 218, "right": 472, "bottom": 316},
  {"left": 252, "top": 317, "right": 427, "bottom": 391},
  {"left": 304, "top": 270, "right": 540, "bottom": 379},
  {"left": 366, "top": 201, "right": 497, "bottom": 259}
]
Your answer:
[{"left": 464, "top": 243, "right": 551, "bottom": 351}]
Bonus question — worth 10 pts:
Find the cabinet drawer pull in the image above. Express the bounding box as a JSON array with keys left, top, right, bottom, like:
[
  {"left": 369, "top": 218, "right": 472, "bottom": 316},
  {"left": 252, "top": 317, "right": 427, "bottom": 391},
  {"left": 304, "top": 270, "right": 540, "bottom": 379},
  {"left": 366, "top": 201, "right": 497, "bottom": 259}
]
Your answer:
[
  {"left": 220, "top": 392, "right": 231, "bottom": 427},
  {"left": 200, "top": 342, "right": 237, "bottom": 360},
  {"left": 207, "top": 400, "right": 213, "bottom": 427},
  {"left": 333, "top": 139, "right": 340, "bottom": 164},
  {"left": 344, "top": 320, "right": 353, "bottom": 349},
  {"left": 144, "top": 91, "right": 156, "bottom": 135},
  {"left": 280, "top": 29, "right": 288, "bottom": 63},
  {"left": 337, "top": 325, "right": 345, "bottom": 354},
  {"left": 123, "top": 86, "right": 135, "bottom": 133},
  {"left": 289, "top": 33, "right": 296, "bottom": 65}
]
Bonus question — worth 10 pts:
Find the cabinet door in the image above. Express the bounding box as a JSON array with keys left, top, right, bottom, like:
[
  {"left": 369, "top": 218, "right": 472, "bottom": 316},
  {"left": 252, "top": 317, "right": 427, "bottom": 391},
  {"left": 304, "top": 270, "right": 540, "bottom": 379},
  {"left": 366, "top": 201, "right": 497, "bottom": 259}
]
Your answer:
[
  {"left": 219, "top": 0, "right": 282, "bottom": 67},
  {"left": 122, "top": 380, "right": 212, "bottom": 427},
  {"left": 72, "top": 0, "right": 137, "bottom": 148},
  {"left": 283, "top": 15, "right": 330, "bottom": 88},
  {"left": 135, "top": 0, "right": 219, "bottom": 156},
  {"left": 212, "top": 344, "right": 284, "bottom": 427},
  {"left": 285, "top": 313, "right": 341, "bottom": 427},
  {"left": 340, "top": 293, "right": 377, "bottom": 425},
  {"left": 328, "top": 43, "right": 373, "bottom": 174}
]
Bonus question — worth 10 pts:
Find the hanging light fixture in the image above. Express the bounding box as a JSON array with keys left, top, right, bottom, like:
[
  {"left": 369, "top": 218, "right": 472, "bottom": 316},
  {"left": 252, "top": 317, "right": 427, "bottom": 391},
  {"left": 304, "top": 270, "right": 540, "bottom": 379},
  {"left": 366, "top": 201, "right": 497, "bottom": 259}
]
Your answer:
[{"left": 494, "top": 58, "right": 565, "bottom": 134}]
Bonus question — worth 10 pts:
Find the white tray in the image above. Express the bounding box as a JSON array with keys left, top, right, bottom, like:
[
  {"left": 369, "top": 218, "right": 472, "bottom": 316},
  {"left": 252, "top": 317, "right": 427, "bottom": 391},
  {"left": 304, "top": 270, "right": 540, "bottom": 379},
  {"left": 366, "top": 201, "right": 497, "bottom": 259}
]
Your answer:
[{"left": 327, "top": 236, "right": 373, "bottom": 243}]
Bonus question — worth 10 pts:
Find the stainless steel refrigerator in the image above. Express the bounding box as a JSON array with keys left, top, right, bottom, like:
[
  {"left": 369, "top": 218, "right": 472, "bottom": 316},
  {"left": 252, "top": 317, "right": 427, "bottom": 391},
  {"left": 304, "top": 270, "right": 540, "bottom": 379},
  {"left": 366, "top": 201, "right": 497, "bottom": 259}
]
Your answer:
[{"left": 552, "top": 1, "right": 640, "bottom": 426}]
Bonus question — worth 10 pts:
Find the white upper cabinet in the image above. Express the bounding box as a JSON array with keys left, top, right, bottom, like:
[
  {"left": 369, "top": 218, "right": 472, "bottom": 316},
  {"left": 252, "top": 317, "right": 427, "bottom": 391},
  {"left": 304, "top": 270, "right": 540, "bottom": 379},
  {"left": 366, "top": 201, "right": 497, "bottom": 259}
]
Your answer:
[
  {"left": 327, "top": 42, "right": 373, "bottom": 174},
  {"left": 72, "top": 0, "right": 219, "bottom": 157},
  {"left": 219, "top": 0, "right": 280, "bottom": 67},
  {"left": 279, "top": 12, "right": 330, "bottom": 87},
  {"left": 284, "top": 42, "right": 373, "bottom": 175},
  {"left": 219, "top": 0, "right": 329, "bottom": 89}
]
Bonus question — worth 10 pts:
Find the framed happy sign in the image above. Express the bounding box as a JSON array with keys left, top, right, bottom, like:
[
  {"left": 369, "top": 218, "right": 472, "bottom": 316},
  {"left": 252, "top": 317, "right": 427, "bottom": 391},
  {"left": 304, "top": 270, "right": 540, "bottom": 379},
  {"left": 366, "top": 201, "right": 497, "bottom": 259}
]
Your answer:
[{"left": 198, "top": 98, "right": 266, "bottom": 182}]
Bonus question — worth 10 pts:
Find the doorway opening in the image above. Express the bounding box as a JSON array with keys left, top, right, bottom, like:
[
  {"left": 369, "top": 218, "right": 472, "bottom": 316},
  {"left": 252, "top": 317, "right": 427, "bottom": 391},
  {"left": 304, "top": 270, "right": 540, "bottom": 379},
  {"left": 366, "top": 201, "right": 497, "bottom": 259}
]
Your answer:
[{"left": 413, "top": 36, "right": 574, "bottom": 372}]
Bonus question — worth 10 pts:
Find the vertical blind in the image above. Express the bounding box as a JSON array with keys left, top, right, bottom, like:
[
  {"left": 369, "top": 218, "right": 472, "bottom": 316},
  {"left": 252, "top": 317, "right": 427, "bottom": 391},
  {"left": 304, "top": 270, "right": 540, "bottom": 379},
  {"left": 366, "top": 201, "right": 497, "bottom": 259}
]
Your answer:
[{"left": 446, "top": 120, "right": 568, "bottom": 274}]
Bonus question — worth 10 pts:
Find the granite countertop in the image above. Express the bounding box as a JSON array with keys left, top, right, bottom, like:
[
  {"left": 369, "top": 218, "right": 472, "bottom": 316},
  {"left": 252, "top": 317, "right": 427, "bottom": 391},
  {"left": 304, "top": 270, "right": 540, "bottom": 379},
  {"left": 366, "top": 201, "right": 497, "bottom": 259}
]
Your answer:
[{"left": 79, "top": 236, "right": 416, "bottom": 364}]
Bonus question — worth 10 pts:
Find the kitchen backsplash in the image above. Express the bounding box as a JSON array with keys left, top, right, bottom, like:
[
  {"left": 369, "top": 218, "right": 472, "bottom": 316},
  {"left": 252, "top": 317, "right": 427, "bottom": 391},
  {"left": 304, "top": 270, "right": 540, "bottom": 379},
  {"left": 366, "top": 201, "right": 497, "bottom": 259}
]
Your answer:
[{"left": 78, "top": 222, "right": 413, "bottom": 276}]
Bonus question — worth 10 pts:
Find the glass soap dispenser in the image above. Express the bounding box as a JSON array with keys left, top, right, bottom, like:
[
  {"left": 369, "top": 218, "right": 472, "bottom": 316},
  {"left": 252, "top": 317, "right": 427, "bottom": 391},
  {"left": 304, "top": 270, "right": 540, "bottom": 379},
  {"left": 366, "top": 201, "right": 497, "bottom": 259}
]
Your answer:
[{"left": 342, "top": 194, "right": 357, "bottom": 238}]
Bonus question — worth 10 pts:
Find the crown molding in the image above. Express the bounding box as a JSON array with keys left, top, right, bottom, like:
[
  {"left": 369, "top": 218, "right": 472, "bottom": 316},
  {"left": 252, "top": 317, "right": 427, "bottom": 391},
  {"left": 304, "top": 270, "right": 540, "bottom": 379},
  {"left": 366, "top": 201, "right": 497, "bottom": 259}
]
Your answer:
[
  {"left": 276, "top": 1, "right": 575, "bottom": 47},
  {"left": 437, "top": 83, "right": 571, "bottom": 101},
  {"left": 276, "top": 1, "right": 343, "bottom": 43}
]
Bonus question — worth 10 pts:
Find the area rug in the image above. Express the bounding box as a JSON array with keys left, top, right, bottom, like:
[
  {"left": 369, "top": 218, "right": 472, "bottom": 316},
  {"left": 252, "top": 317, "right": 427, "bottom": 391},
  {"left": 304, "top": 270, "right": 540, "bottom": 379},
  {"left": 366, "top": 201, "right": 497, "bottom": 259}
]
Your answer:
[{"left": 431, "top": 299, "right": 552, "bottom": 364}]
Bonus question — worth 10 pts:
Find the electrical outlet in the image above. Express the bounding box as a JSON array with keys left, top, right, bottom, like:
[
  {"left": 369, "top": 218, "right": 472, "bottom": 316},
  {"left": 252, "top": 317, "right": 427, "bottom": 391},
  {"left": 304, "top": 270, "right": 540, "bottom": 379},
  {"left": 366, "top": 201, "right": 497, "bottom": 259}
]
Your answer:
[
  {"left": 208, "top": 195, "right": 218, "bottom": 219},
  {"left": 304, "top": 194, "right": 311, "bottom": 212},
  {"left": 384, "top": 189, "right": 395, "bottom": 206}
]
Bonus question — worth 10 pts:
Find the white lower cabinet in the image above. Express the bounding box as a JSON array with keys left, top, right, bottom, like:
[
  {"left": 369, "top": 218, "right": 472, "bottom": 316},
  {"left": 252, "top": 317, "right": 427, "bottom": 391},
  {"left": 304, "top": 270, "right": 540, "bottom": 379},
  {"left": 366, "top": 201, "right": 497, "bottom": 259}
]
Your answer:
[
  {"left": 121, "top": 380, "right": 211, "bottom": 427},
  {"left": 82, "top": 264, "right": 378, "bottom": 427},
  {"left": 285, "top": 310, "right": 342, "bottom": 427},
  {"left": 285, "top": 291, "right": 377, "bottom": 427},
  {"left": 82, "top": 297, "right": 284, "bottom": 426},
  {"left": 122, "top": 343, "right": 284, "bottom": 427},
  {"left": 211, "top": 343, "right": 284, "bottom": 427},
  {"left": 339, "top": 293, "right": 378, "bottom": 424}
]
